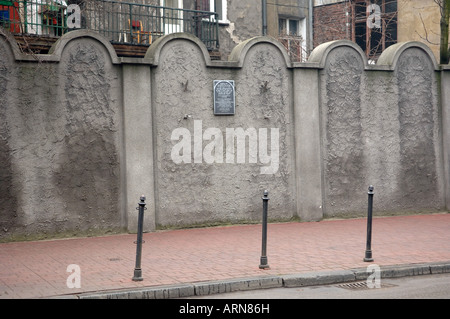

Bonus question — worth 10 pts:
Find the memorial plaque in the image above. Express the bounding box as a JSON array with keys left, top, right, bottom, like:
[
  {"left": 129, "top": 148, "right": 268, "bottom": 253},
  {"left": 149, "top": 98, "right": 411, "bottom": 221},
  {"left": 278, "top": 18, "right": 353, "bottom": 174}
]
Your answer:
[{"left": 213, "top": 80, "right": 235, "bottom": 115}]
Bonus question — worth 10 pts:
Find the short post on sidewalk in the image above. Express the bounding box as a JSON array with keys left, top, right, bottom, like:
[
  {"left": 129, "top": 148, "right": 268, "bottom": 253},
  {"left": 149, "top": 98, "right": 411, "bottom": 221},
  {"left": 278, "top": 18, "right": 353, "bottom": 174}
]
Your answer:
[
  {"left": 364, "top": 186, "right": 374, "bottom": 262},
  {"left": 132, "top": 195, "right": 146, "bottom": 281},
  {"left": 259, "top": 190, "right": 270, "bottom": 269}
]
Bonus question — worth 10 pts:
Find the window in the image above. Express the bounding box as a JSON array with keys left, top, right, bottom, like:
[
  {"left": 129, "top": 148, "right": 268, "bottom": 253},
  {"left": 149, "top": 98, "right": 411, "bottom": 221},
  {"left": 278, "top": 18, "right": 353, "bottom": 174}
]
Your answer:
[
  {"left": 200, "top": 0, "right": 228, "bottom": 23},
  {"left": 279, "top": 18, "right": 300, "bottom": 36},
  {"left": 161, "top": 0, "right": 183, "bottom": 34},
  {"left": 163, "top": 0, "right": 182, "bottom": 10},
  {"left": 279, "top": 18, "right": 307, "bottom": 62},
  {"left": 353, "top": 0, "right": 397, "bottom": 60}
]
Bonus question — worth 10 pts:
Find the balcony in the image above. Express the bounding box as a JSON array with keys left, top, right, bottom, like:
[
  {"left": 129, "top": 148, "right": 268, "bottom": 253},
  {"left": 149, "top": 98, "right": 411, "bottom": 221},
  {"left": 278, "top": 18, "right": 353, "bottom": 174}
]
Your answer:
[{"left": 0, "top": 0, "right": 220, "bottom": 58}]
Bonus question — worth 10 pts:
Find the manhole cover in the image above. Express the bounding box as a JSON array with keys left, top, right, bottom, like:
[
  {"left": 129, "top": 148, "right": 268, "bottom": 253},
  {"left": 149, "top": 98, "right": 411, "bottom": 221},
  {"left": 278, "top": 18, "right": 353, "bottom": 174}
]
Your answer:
[{"left": 336, "top": 281, "right": 397, "bottom": 290}]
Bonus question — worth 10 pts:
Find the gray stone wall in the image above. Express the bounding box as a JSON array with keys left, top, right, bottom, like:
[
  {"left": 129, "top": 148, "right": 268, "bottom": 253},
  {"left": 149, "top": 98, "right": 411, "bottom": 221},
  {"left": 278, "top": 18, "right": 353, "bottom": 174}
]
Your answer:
[
  {"left": 0, "top": 30, "right": 448, "bottom": 241},
  {"left": 321, "top": 44, "right": 366, "bottom": 217},
  {"left": 150, "top": 36, "right": 295, "bottom": 228},
  {"left": 0, "top": 33, "right": 18, "bottom": 237},
  {"left": 314, "top": 41, "right": 444, "bottom": 218},
  {"left": 0, "top": 31, "right": 124, "bottom": 241}
]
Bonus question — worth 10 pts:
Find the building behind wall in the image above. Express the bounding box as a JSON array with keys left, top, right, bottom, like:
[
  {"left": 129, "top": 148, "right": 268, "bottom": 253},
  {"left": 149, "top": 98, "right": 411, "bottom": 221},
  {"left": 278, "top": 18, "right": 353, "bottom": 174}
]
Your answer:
[
  {"left": 190, "top": 0, "right": 313, "bottom": 61},
  {"left": 313, "top": 0, "right": 442, "bottom": 62},
  {"left": 217, "top": 0, "right": 312, "bottom": 61},
  {"left": 265, "top": 0, "right": 311, "bottom": 62},
  {"left": 0, "top": 0, "right": 314, "bottom": 61},
  {"left": 397, "top": 0, "right": 440, "bottom": 62},
  {"left": 313, "top": 0, "right": 397, "bottom": 61},
  {"left": 313, "top": 0, "right": 351, "bottom": 47},
  {"left": 1, "top": 0, "right": 441, "bottom": 62}
]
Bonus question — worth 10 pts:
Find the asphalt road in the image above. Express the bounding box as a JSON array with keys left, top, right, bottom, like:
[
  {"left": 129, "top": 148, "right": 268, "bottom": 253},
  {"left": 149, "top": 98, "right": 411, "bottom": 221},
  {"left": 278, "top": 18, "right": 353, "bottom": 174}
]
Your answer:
[{"left": 188, "top": 273, "right": 450, "bottom": 299}]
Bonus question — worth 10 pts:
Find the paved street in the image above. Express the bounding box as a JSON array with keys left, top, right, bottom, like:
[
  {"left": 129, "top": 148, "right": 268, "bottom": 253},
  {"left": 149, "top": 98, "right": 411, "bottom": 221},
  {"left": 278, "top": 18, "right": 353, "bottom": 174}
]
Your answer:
[
  {"left": 0, "top": 213, "right": 449, "bottom": 299},
  {"left": 187, "top": 273, "right": 450, "bottom": 299}
]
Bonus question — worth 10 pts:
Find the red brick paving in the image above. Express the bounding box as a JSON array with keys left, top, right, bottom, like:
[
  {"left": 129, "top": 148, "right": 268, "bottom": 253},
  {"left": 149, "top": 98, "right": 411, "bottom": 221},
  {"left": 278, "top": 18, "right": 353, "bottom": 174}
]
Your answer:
[{"left": 0, "top": 213, "right": 449, "bottom": 298}]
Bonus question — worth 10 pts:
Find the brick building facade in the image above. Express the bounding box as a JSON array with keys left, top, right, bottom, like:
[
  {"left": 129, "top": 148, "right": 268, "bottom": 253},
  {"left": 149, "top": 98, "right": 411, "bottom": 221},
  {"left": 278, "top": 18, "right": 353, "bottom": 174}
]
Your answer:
[
  {"left": 313, "top": 0, "right": 399, "bottom": 61},
  {"left": 313, "top": 1, "right": 351, "bottom": 48}
]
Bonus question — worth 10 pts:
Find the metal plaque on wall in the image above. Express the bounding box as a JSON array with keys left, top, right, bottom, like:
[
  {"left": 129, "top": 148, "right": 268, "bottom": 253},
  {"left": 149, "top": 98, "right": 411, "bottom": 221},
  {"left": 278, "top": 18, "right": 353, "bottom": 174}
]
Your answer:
[{"left": 213, "top": 80, "right": 235, "bottom": 115}]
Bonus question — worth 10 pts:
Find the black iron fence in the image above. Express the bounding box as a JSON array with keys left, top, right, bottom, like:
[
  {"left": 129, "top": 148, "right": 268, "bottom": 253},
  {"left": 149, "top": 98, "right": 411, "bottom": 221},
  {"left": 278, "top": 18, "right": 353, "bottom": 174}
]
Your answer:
[{"left": 0, "top": 0, "right": 219, "bottom": 50}]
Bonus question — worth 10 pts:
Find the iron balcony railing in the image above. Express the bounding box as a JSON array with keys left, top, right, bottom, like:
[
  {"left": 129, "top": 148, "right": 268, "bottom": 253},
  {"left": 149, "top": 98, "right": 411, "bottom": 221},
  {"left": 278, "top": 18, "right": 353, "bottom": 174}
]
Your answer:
[{"left": 0, "top": 0, "right": 219, "bottom": 50}]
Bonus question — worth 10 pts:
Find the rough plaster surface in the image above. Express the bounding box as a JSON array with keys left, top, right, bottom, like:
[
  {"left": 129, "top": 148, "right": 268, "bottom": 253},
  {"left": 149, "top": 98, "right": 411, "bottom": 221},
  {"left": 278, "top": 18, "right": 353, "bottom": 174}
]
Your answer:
[
  {"left": 0, "top": 37, "right": 18, "bottom": 236},
  {"left": 395, "top": 48, "right": 442, "bottom": 209},
  {"left": 0, "top": 31, "right": 448, "bottom": 240},
  {"left": 55, "top": 38, "right": 122, "bottom": 233},
  {"left": 152, "top": 39, "right": 295, "bottom": 228},
  {"left": 321, "top": 45, "right": 443, "bottom": 218},
  {"left": 321, "top": 46, "right": 366, "bottom": 217},
  {"left": 0, "top": 36, "right": 123, "bottom": 241}
]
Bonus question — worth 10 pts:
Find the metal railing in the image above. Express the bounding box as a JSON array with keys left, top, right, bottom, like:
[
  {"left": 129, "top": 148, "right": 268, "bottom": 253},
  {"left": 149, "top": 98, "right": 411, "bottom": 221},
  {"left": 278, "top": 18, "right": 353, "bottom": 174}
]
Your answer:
[{"left": 0, "top": 0, "right": 219, "bottom": 50}]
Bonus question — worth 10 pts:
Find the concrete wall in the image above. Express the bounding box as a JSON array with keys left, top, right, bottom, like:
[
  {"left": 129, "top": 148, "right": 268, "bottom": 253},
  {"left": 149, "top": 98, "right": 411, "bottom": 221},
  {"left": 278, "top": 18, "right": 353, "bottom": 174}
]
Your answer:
[
  {"left": 149, "top": 35, "right": 296, "bottom": 228},
  {"left": 311, "top": 40, "right": 444, "bottom": 218},
  {"left": 0, "top": 31, "right": 124, "bottom": 240},
  {"left": 0, "top": 29, "right": 448, "bottom": 241}
]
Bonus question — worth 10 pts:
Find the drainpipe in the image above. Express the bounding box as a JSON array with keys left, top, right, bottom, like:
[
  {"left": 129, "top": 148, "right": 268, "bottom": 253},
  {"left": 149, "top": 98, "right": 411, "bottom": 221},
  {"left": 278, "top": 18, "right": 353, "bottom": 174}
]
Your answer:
[
  {"left": 309, "top": 0, "right": 313, "bottom": 53},
  {"left": 262, "top": 0, "right": 267, "bottom": 36}
]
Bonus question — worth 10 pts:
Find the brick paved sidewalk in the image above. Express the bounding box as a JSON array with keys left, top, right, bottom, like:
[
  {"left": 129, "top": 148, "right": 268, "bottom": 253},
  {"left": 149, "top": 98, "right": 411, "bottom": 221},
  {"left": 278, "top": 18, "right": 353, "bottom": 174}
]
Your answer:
[{"left": 0, "top": 213, "right": 449, "bottom": 298}]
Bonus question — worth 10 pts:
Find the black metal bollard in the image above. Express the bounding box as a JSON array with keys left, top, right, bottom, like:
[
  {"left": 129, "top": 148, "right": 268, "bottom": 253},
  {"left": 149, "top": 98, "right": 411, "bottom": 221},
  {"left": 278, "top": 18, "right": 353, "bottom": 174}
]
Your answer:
[
  {"left": 364, "top": 186, "right": 374, "bottom": 262},
  {"left": 259, "top": 190, "right": 270, "bottom": 269},
  {"left": 132, "top": 195, "right": 146, "bottom": 281}
]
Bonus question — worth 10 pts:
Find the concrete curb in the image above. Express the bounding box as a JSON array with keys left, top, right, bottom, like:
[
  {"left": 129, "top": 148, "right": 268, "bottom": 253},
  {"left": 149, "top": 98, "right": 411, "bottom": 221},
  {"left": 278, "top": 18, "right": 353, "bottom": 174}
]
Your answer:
[{"left": 74, "top": 261, "right": 450, "bottom": 299}]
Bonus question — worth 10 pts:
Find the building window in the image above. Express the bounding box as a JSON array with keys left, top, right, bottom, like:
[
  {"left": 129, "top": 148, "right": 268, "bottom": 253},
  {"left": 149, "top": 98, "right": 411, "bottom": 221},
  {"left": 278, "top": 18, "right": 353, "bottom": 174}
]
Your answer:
[
  {"left": 279, "top": 18, "right": 300, "bottom": 36},
  {"left": 161, "top": 0, "right": 183, "bottom": 33},
  {"left": 353, "top": 0, "right": 397, "bottom": 60},
  {"left": 279, "top": 17, "right": 307, "bottom": 62},
  {"left": 162, "top": 0, "right": 182, "bottom": 10},
  {"left": 200, "top": 0, "right": 228, "bottom": 23}
]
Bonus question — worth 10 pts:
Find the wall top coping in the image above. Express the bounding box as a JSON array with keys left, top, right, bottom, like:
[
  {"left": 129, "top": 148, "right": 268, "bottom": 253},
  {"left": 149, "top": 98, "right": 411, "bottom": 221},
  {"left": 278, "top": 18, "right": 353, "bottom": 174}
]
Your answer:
[
  {"left": 0, "top": 28, "right": 444, "bottom": 71},
  {"left": 144, "top": 32, "right": 212, "bottom": 66},
  {"left": 48, "top": 29, "right": 121, "bottom": 64},
  {"left": 145, "top": 33, "right": 293, "bottom": 69},
  {"left": 308, "top": 39, "right": 440, "bottom": 71},
  {"left": 226, "top": 36, "right": 293, "bottom": 68},
  {"left": 0, "top": 29, "right": 121, "bottom": 64},
  {"left": 308, "top": 39, "right": 368, "bottom": 68},
  {"left": 376, "top": 41, "right": 439, "bottom": 70}
]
